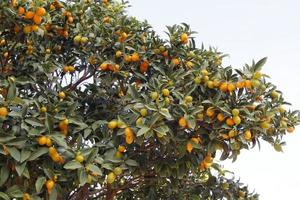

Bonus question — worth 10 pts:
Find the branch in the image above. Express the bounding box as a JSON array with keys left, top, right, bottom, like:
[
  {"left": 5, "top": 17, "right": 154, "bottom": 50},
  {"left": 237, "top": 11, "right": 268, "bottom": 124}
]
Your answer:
[{"left": 69, "top": 66, "right": 95, "bottom": 90}]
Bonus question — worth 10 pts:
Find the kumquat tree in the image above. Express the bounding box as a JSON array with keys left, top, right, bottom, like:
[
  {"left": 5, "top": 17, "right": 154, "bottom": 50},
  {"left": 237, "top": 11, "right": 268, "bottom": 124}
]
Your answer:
[{"left": 0, "top": 0, "right": 299, "bottom": 200}]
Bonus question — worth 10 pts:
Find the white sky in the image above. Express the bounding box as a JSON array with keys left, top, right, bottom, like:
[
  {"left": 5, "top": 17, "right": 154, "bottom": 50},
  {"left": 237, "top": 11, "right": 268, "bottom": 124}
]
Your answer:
[{"left": 127, "top": 0, "right": 300, "bottom": 199}]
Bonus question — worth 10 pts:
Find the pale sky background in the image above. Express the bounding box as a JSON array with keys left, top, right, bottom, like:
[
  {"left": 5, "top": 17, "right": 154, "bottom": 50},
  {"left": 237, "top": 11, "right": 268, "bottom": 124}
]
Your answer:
[{"left": 127, "top": 0, "right": 300, "bottom": 199}]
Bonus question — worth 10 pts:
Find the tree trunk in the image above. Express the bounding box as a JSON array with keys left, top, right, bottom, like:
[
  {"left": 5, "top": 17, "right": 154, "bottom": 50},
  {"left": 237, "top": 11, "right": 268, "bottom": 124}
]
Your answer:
[{"left": 105, "top": 184, "right": 116, "bottom": 200}]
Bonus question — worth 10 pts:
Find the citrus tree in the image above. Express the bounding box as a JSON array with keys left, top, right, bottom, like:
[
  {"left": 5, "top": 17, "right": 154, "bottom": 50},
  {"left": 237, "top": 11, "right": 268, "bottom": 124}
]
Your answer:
[{"left": 0, "top": 0, "right": 299, "bottom": 200}]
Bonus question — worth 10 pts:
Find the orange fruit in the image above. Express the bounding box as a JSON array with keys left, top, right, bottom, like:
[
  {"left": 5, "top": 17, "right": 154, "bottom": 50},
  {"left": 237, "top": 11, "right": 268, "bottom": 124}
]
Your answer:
[
  {"left": 233, "top": 116, "right": 241, "bottom": 125},
  {"left": 125, "top": 135, "right": 134, "bottom": 144},
  {"left": 48, "top": 147, "right": 57, "bottom": 156},
  {"left": 244, "top": 80, "right": 252, "bottom": 89},
  {"left": 75, "top": 154, "right": 84, "bottom": 163},
  {"left": 38, "top": 136, "right": 47, "bottom": 146},
  {"left": 217, "top": 113, "right": 225, "bottom": 122},
  {"left": 131, "top": 53, "right": 140, "bottom": 62},
  {"left": 162, "top": 50, "right": 168, "bottom": 58},
  {"left": 58, "top": 91, "right": 66, "bottom": 99},
  {"left": 118, "top": 145, "right": 126, "bottom": 153},
  {"left": 115, "top": 151, "right": 122, "bottom": 158},
  {"left": 287, "top": 126, "right": 294, "bottom": 133},
  {"left": 31, "top": 25, "right": 38, "bottom": 32},
  {"left": 186, "top": 142, "right": 193, "bottom": 153},
  {"left": 236, "top": 81, "right": 244, "bottom": 88},
  {"left": 0, "top": 107, "right": 8, "bottom": 117},
  {"left": 23, "top": 25, "right": 32, "bottom": 34},
  {"left": 178, "top": 117, "right": 187, "bottom": 128},
  {"left": 206, "top": 107, "right": 215, "bottom": 117},
  {"left": 124, "top": 55, "right": 132, "bottom": 62},
  {"left": 260, "top": 121, "right": 270, "bottom": 129},
  {"left": 67, "top": 16, "right": 74, "bottom": 23},
  {"left": 140, "top": 60, "right": 149, "bottom": 73},
  {"left": 35, "top": 7, "right": 46, "bottom": 16},
  {"left": 180, "top": 33, "right": 188, "bottom": 44},
  {"left": 68, "top": 66, "right": 75, "bottom": 73},
  {"left": 171, "top": 58, "right": 180, "bottom": 66},
  {"left": 244, "top": 130, "right": 252, "bottom": 140},
  {"left": 45, "top": 180, "right": 55, "bottom": 193},
  {"left": 99, "top": 63, "right": 108, "bottom": 71},
  {"left": 46, "top": 137, "right": 52, "bottom": 147},
  {"left": 162, "top": 88, "right": 170, "bottom": 97},
  {"left": 124, "top": 127, "right": 133, "bottom": 137},
  {"left": 23, "top": 193, "right": 31, "bottom": 200},
  {"left": 213, "top": 79, "right": 220, "bottom": 87},
  {"left": 140, "top": 108, "right": 147, "bottom": 117},
  {"left": 24, "top": 11, "right": 35, "bottom": 19},
  {"left": 226, "top": 118, "right": 235, "bottom": 126},
  {"left": 231, "top": 108, "right": 239, "bottom": 116},
  {"left": 33, "top": 15, "right": 42, "bottom": 24},
  {"left": 108, "top": 120, "right": 118, "bottom": 129},
  {"left": 115, "top": 50, "right": 122, "bottom": 58},
  {"left": 51, "top": 152, "right": 61, "bottom": 162},
  {"left": 18, "top": 7, "right": 25, "bottom": 15},
  {"left": 228, "top": 129, "right": 237, "bottom": 138},
  {"left": 219, "top": 82, "right": 228, "bottom": 92},
  {"left": 227, "top": 83, "right": 236, "bottom": 92},
  {"left": 107, "top": 172, "right": 116, "bottom": 184}
]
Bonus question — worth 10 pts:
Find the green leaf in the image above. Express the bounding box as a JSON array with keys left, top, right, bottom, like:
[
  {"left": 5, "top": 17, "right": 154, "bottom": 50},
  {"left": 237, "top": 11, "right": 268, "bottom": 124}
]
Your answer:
[
  {"left": 51, "top": 134, "right": 68, "bottom": 149},
  {"left": 6, "top": 185, "right": 23, "bottom": 198},
  {"left": 7, "top": 147, "right": 20, "bottom": 162},
  {"left": 15, "top": 162, "right": 26, "bottom": 176},
  {"left": 137, "top": 126, "right": 150, "bottom": 137},
  {"left": 159, "top": 108, "right": 173, "bottom": 120},
  {"left": 49, "top": 187, "right": 57, "bottom": 200},
  {"left": 64, "top": 160, "right": 83, "bottom": 170},
  {"left": 78, "top": 168, "right": 88, "bottom": 186},
  {"left": 20, "top": 149, "right": 31, "bottom": 163},
  {"left": 7, "top": 80, "right": 16, "bottom": 101},
  {"left": 0, "top": 136, "right": 16, "bottom": 143},
  {"left": 91, "top": 120, "right": 107, "bottom": 131},
  {"left": 274, "top": 142, "right": 283, "bottom": 152},
  {"left": 87, "top": 164, "right": 102, "bottom": 175},
  {"left": 102, "top": 163, "right": 113, "bottom": 170},
  {"left": 45, "top": 113, "right": 54, "bottom": 134},
  {"left": 128, "top": 84, "right": 139, "bottom": 99},
  {"left": 25, "top": 118, "right": 44, "bottom": 127},
  {"left": 125, "top": 159, "right": 139, "bottom": 167},
  {"left": 35, "top": 177, "right": 46, "bottom": 193},
  {"left": 0, "top": 166, "right": 9, "bottom": 186},
  {"left": 28, "top": 147, "right": 48, "bottom": 161},
  {"left": 254, "top": 57, "right": 267, "bottom": 71},
  {"left": 0, "top": 192, "right": 10, "bottom": 200}
]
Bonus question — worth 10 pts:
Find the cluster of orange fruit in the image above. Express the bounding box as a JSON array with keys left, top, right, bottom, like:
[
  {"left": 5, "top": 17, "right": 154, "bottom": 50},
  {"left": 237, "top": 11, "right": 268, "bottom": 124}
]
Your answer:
[
  {"left": 62, "top": 11, "right": 74, "bottom": 24},
  {"left": 107, "top": 166, "right": 123, "bottom": 184},
  {"left": 115, "top": 145, "right": 126, "bottom": 158},
  {"left": 116, "top": 31, "right": 129, "bottom": 43},
  {"left": 99, "top": 63, "right": 120, "bottom": 72},
  {"left": 186, "top": 136, "right": 202, "bottom": 153},
  {"left": 198, "top": 154, "right": 213, "bottom": 170},
  {"left": 58, "top": 119, "right": 69, "bottom": 136},
  {"left": 37, "top": 136, "right": 53, "bottom": 147},
  {"left": 17, "top": 7, "right": 46, "bottom": 34},
  {"left": 48, "top": 147, "right": 64, "bottom": 164},
  {"left": 108, "top": 120, "right": 135, "bottom": 144}
]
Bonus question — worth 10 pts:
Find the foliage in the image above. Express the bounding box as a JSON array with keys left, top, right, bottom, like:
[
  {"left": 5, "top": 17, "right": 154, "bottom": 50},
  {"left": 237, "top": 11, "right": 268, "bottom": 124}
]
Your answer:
[{"left": 0, "top": 0, "right": 299, "bottom": 199}]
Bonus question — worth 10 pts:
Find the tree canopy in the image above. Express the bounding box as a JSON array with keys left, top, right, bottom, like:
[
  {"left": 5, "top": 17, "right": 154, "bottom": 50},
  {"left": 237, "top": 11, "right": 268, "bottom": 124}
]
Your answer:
[{"left": 0, "top": 0, "right": 299, "bottom": 200}]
